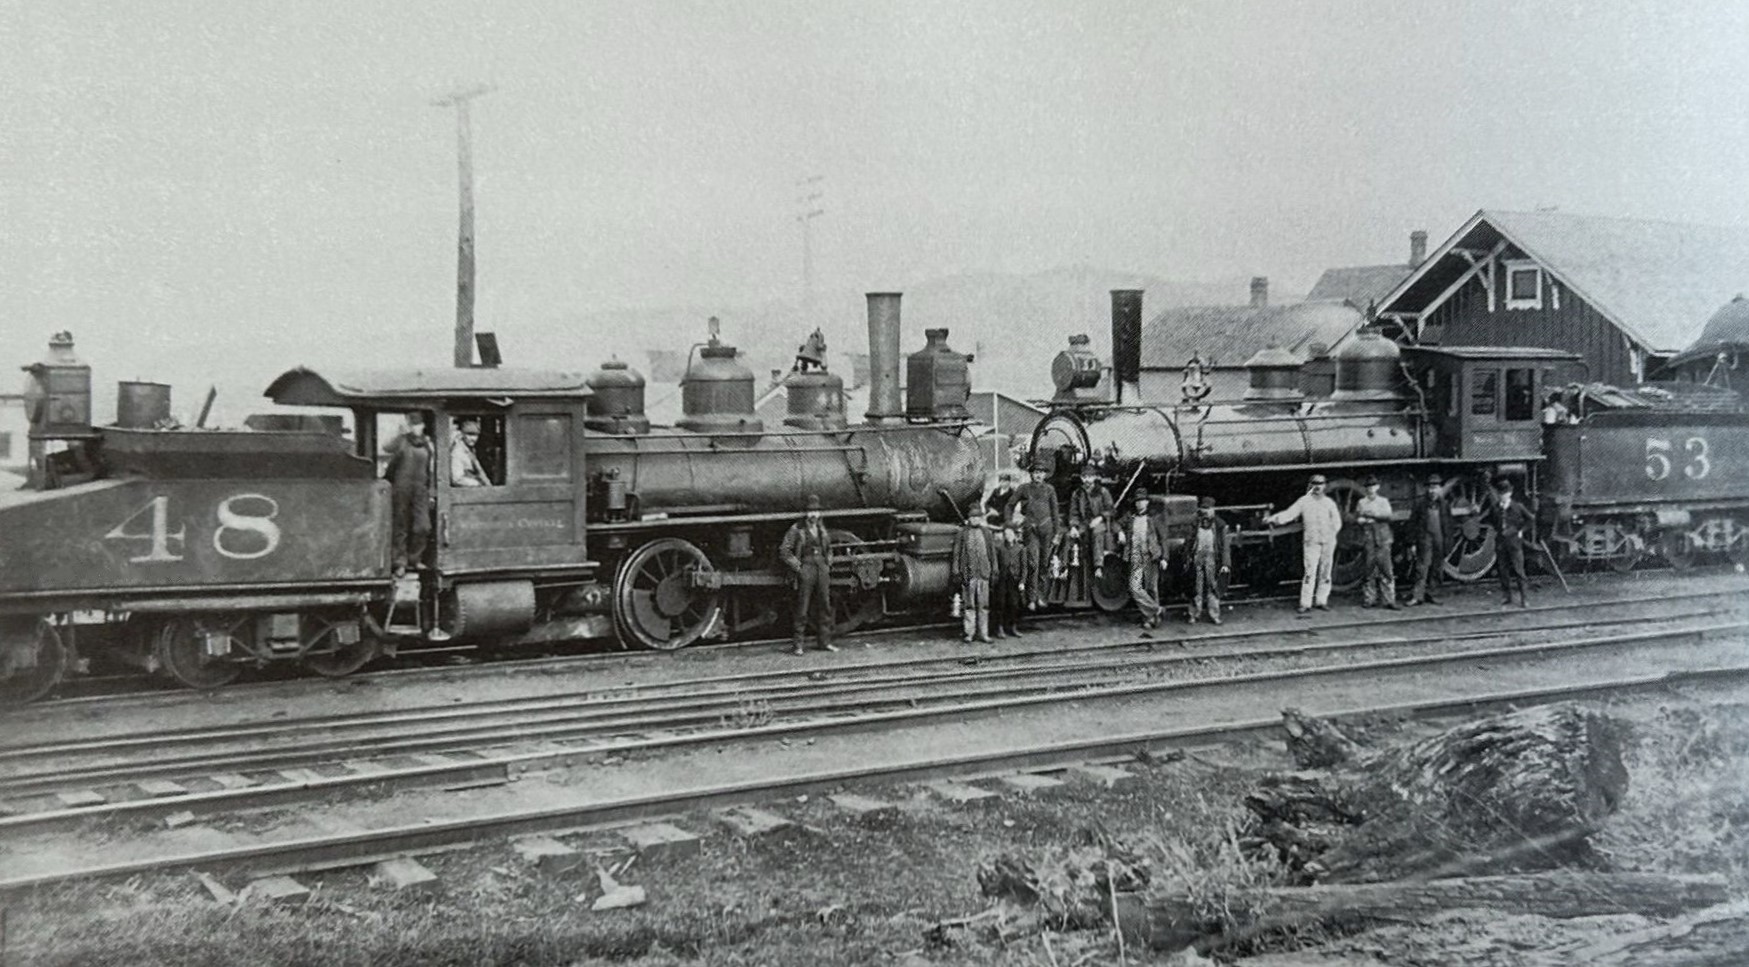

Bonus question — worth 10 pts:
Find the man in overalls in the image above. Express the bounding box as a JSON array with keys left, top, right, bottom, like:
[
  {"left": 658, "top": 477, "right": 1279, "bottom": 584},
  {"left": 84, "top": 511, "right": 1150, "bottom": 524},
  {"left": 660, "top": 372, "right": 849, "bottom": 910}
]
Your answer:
[
  {"left": 779, "top": 495, "right": 839, "bottom": 655},
  {"left": 1187, "top": 496, "right": 1230, "bottom": 625}
]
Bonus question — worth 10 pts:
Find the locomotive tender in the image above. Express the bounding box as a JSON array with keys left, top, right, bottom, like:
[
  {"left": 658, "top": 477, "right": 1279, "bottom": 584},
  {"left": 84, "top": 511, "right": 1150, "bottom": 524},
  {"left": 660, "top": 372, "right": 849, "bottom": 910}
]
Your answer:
[
  {"left": 1027, "top": 291, "right": 1749, "bottom": 601},
  {"left": 0, "top": 294, "right": 986, "bottom": 703}
]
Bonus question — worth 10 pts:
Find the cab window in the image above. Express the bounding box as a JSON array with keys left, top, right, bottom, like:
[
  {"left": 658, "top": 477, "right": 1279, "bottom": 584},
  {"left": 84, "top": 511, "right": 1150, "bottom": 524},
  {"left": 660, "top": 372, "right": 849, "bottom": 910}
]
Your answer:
[
  {"left": 516, "top": 413, "right": 572, "bottom": 482},
  {"left": 450, "top": 414, "right": 506, "bottom": 486},
  {"left": 1504, "top": 368, "right": 1535, "bottom": 421},
  {"left": 1470, "top": 370, "right": 1499, "bottom": 417}
]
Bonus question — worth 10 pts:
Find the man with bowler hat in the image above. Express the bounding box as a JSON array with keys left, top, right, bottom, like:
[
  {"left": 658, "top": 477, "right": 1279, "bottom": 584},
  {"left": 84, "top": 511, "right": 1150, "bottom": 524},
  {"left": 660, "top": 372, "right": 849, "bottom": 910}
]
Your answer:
[
  {"left": 1117, "top": 489, "right": 1168, "bottom": 629},
  {"left": 779, "top": 495, "right": 839, "bottom": 654},
  {"left": 1491, "top": 478, "right": 1534, "bottom": 608}
]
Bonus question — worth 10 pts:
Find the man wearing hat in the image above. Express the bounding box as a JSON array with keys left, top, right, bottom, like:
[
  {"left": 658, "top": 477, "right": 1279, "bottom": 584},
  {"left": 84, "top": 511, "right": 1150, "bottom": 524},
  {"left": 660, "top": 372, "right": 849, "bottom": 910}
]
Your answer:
[
  {"left": 1355, "top": 475, "right": 1399, "bottom": 609},
  {"left": 950, "top": 503, "right": 997, "bottom": 643},
  {"left": 1489, "top": 478, "right": 1534, "bottom": 608},
  {"left": 1116, "top": 489, "right": 1168, "bottom": 628},
  {"left": 450, "top": 418, "right": 492, "bottom": 487},
  {"left": 992, "top": 521, "right": 1027, "bottom": 637},
  {"left": 1406, "top": 474, "right": 1449, "bottom": 605},
  {"left": 1186, "top": 496, "right": 1230, "bottom": 624},
  {"left": 1067, "top": 467, "right": 1116, "bottom": 577},
  {"left": 1005, "top": 464, "right": 1061, "bottom": 609},
  {"left": 1264, "top": 474, "right": 1343, "bottom": 614},
  {"left": 779, "top": 495, "right": 839, "bottom": 654}
]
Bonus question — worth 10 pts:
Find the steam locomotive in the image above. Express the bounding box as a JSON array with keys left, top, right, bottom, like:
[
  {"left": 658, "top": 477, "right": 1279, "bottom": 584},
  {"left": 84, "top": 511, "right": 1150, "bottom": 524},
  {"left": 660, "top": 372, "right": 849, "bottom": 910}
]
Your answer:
[
  {"left": 1026, "top": 291, "right": 1749, "bottom": 604},
  {"left": 0, "top": 294, "right": 987, "bottom": 703}
]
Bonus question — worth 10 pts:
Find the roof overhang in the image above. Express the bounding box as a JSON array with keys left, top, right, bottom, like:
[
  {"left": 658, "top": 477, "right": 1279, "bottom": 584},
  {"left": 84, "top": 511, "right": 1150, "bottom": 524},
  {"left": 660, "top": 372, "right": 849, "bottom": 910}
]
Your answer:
[{"left": 264, "top": 367, "right": 592, "bottom": 408}]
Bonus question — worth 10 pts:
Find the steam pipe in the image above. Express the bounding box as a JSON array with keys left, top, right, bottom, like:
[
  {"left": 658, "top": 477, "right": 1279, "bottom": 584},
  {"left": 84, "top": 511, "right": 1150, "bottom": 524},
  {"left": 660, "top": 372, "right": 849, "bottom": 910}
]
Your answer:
[{"left": 865, "top": 292, "right": 903, "bottom": 422}]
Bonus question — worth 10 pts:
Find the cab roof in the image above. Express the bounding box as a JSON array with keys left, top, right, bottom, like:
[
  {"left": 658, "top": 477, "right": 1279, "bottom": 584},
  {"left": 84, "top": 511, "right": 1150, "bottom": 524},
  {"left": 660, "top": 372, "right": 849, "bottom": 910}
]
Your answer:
[{"left": 264, "top": 367, "right": 592, "bottom": 408}]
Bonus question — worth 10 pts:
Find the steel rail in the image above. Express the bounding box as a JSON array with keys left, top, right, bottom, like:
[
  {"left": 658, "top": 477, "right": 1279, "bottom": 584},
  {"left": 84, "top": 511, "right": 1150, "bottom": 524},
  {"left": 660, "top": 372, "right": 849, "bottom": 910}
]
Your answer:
[
  {"left": 2, "top": 618, "right": 1741, "bottom": 835},
  {"left": 2, "top": 660, "right": 1745, "bottom": 893}
]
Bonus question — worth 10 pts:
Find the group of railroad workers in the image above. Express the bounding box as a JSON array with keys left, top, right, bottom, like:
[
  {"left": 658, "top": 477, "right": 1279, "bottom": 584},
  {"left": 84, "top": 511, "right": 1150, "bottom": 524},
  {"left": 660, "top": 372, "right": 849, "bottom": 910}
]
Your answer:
[{"left": 781, "top": 463, "right": 1539, "bottom": 651}]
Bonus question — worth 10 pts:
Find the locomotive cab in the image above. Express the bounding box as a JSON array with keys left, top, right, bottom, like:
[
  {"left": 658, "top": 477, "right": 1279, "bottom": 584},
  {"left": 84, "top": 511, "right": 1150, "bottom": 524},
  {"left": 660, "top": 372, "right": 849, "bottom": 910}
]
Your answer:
[{"left": 1401, "top": 346, "right": 1582, "bottom": 462}]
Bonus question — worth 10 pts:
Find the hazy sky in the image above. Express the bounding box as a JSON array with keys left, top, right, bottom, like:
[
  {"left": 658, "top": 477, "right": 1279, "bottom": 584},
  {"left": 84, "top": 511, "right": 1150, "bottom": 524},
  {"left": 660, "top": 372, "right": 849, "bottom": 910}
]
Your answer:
[{"left": 5, "top": 0, "right": 1748, "bottom": 387}]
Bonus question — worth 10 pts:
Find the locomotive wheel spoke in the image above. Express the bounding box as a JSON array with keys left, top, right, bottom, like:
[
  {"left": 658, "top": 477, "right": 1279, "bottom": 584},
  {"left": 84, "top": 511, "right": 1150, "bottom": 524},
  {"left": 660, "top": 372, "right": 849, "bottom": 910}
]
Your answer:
[
  {"left": 614, "top": 537, "right": 721, "bottom": 652},
  {"left": 1324, "top": 479, "right": 1368, "bottom": 592},
  {"left": 0, "top": 618, "right": 69, "bottom": 706}
]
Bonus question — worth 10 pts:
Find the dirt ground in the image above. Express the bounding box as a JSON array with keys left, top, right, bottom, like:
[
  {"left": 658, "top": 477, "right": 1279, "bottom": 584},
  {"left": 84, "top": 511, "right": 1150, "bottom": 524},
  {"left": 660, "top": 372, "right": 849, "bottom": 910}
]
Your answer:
[{"left": 6, "top": 676, "right": 1746, "bottom": 967}]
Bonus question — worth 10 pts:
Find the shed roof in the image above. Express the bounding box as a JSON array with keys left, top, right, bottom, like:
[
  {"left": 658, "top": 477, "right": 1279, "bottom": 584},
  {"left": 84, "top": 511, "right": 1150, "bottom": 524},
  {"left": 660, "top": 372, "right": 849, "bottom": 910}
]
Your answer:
[
  {"left": 1304, "top": 264, "right": 1413, "bottom": 310},
  {"left": 1377, "top": 209, "right": 1749, "bottom": 354},
  {"left": 264, "top": 366, "right": 591, "bottom": 407},
  {"left": 1139, "top": 301, "right": 1364, "bottom": 370}
]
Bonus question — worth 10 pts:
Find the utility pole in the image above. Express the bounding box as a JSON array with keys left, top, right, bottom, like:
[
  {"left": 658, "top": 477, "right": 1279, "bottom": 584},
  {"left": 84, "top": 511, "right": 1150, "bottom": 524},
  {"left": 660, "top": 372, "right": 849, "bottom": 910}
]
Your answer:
[
  {"left": 795, "top": 175, "right": 824, "bottom": 321},
  {"left": 433, "top": 84, "right": 494, "bottom": 368}
]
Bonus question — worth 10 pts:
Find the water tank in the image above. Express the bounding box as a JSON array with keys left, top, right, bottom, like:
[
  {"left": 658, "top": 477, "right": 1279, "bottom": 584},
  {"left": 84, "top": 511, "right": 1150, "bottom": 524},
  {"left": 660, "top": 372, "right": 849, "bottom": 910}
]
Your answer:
[
  {"left": 783, "top": 369, "right": 846, "bottom": 430},
  {"left": 117, "top": 381, "right": 172, "bottom": 429},
  {"left": 1242, "top": 346, "right": 1303, "bottom": 401},
  {"left": 1331, "top": 330, "right": 1405, "bottom": 401},
  {"left": 679, "top": 334, "right": 763, "bottom": 434},
  {"left": 585, "top": 359, "right": 651, "bottom": 435},
  {"left": 905, "top": 328, "right": 972, "bottom": 421},
  {"left": 21, "top": 331, "right": 92, "bottom": 437}
]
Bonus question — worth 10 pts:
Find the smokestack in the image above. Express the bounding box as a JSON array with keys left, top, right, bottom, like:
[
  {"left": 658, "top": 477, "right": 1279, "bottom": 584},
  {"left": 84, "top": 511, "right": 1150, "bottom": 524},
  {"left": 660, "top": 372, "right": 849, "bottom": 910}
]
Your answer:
[
  {"left": 1109, "top": 290, "right": 1143, "bottom": 405},
  {"left": 1410, "top": 230, "right": 1428, "bottom": 267},
  {"left": 865, "top": 292, "right": 903, "bottom": 422},
  {"left": 1250, "top": 276, "right": 1269, "bottom": 308}
]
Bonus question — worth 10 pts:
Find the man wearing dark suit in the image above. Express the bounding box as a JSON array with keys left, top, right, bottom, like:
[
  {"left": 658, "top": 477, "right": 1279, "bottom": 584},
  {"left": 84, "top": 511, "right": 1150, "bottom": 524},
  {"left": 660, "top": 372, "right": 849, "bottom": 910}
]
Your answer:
[
  {"left": 1406, "top": 474, "right": 1449, "bottom": 606},
  {"left": 1006, "top": 465, "right": 1061, "bottom": 610},
  {"left": 1490, "top": 478, "right": 1534, "bottom": 609},
  {"left": 779, "top": 495, "right": 840, "bottom": 655}
]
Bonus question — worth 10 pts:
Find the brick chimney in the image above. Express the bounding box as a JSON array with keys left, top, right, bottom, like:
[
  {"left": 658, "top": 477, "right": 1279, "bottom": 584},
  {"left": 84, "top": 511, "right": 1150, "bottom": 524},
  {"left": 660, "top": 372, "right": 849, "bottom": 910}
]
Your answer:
[
  {"left": 1249, "top": 276, "right": 1269, "bottom": 308},
  {"left": 1410, "top": 230, "right": 1428, "bottom": 267}
]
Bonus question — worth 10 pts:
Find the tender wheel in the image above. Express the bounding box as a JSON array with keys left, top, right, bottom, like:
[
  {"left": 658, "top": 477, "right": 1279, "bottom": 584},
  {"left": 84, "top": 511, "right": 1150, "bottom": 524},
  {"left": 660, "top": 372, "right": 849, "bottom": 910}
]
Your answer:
[
  {"left": 613, "top": 537, "right": 723, "bottom": 651},
  {"left": 303, "top": 619, "right": 381, "bottom": 678},
  {"left": 1324, "top": 479, "right": 1369, "bottom": 591},
  {"left": 153, "top": 615, "right": 245, "bottom": 689},
  {"left": 1442, "top": 476, "right": 1497, "bottom": 582},
  {"left": 0, "top": 618, "right": 69, "bottom": 705},
  {"left": 1660, "top": 529, "right": 1697, "bottom": 571}
]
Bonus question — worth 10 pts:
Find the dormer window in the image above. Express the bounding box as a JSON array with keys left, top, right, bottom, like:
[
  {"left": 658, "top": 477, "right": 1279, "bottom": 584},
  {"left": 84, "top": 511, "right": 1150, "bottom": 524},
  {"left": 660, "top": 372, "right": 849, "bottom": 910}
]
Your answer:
[{"left": 1504, "top": 260, "right": 1543, "bottom": 310}]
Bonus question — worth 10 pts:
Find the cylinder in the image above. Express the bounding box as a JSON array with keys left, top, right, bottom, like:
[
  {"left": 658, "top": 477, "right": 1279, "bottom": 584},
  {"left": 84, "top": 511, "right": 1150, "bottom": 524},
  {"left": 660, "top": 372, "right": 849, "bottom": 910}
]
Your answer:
[
  {"left": 866, "top": 293, "right": 903, "bottom": 422},
  {"left": 450, "top": 580, "right": 536, "bottom": 640},
  {"left": 116, "top": 381, "right": 172, "bottom": 429}
]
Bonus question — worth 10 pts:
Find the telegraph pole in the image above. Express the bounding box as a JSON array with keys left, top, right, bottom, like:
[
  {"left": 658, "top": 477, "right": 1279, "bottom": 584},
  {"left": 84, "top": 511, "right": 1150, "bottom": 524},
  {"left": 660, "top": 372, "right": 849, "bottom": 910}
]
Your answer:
[
  {"left": 433, "top": 84, "right": 494, "bottom": 367},
  {"left": 795, "top": 175, "right": 824, "bottom": 320}
]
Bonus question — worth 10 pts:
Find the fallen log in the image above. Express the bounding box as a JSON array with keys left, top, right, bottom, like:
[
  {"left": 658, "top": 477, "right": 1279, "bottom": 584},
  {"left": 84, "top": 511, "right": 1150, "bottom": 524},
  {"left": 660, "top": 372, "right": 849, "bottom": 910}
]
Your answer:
[
  {"left": 1557, "top": 899, "right": 1749, "bottom": 967},
  {"left": 1145, "top": 871, "right": 1730, "bottom": 953},
  {"left": 1247, "top": 703, "right": 1629, "bottom": 882}
]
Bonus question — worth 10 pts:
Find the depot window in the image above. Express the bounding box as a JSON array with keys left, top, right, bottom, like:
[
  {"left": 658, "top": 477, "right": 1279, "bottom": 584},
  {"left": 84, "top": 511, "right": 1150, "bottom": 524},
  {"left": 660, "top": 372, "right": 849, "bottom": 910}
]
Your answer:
[
  {"left": 1471, "top": 370, "right": 1499, "bottom": 417},
  {"left": 1504, "top": 261, "right": 1543, "bottom": 310}
]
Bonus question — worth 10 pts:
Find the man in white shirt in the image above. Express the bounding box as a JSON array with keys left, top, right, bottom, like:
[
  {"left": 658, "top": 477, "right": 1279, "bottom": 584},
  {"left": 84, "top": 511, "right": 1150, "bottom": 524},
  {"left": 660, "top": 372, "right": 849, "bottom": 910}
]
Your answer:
[
  {"left": 1265, "top": 473, "right": 1343, "bottom": 615},
  {"left": 451, "top": 419, "right": 492, "bottom": 487}
]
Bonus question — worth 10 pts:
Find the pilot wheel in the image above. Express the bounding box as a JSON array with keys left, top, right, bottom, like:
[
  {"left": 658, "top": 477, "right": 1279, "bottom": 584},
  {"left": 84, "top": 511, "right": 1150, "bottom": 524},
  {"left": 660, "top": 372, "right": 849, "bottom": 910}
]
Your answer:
[
  {"left": 0, "top": 618, "right": 68, "bottom": 705},
  {"left": 613, "top": 537, "right": 724, "bottom": 651}
]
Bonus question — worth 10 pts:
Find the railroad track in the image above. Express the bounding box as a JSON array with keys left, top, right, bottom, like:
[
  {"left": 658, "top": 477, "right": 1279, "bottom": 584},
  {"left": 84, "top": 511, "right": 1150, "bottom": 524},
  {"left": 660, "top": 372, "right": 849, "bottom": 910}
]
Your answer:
[
  {"left": 0, "top": 587, "right": 1740, "bottom": 836},
  {"left": 3, "top": 653, "right": 1745, "bottom": 895}
]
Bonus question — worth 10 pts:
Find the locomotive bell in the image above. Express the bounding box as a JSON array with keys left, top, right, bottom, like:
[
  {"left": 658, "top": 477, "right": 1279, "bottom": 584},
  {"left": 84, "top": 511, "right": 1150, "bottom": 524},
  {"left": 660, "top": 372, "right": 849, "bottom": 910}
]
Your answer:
[{"left": 21, "top": 331, "right": 92, "bottom": 438}]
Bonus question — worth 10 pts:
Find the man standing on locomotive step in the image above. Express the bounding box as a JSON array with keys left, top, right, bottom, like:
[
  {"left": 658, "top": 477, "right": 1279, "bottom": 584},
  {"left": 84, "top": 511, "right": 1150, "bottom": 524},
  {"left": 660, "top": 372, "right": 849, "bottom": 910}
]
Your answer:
[
  {"left": 1265, "top": 473, "right": 1343, "bottom": 615},
  {"left": 1068, "top": 467, "right": 1116, "bottom": 578},
  {"left": 1117, "top": 490, "right": 1168, "bottom": 629},
  {"left": 1186, "top": 496, "right": 1230, "bottom": 625},
  {"left": 950, "top": 506, "right": 997, "bottom": 643},
  {"left": 1406, "top": 474, "right": 1449, "bottom": 606},
  {"left": 450, "top": 418, "right": 492, "bottom": 487},
  {"left": 779, "top": 495, "right": 839, "bottom": 655},
  {"left": 383, "top": 412, "right": 433, "bottom": 577},
  {"left": 1006, "top": 464, "right": 1060, "bottom": 610},
  {"left": 1356, "top": 475, "right": 1399, "bottom": 609},
  {"left": 1490, "top": 478, "right": 1534, "bottom": 608}
]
